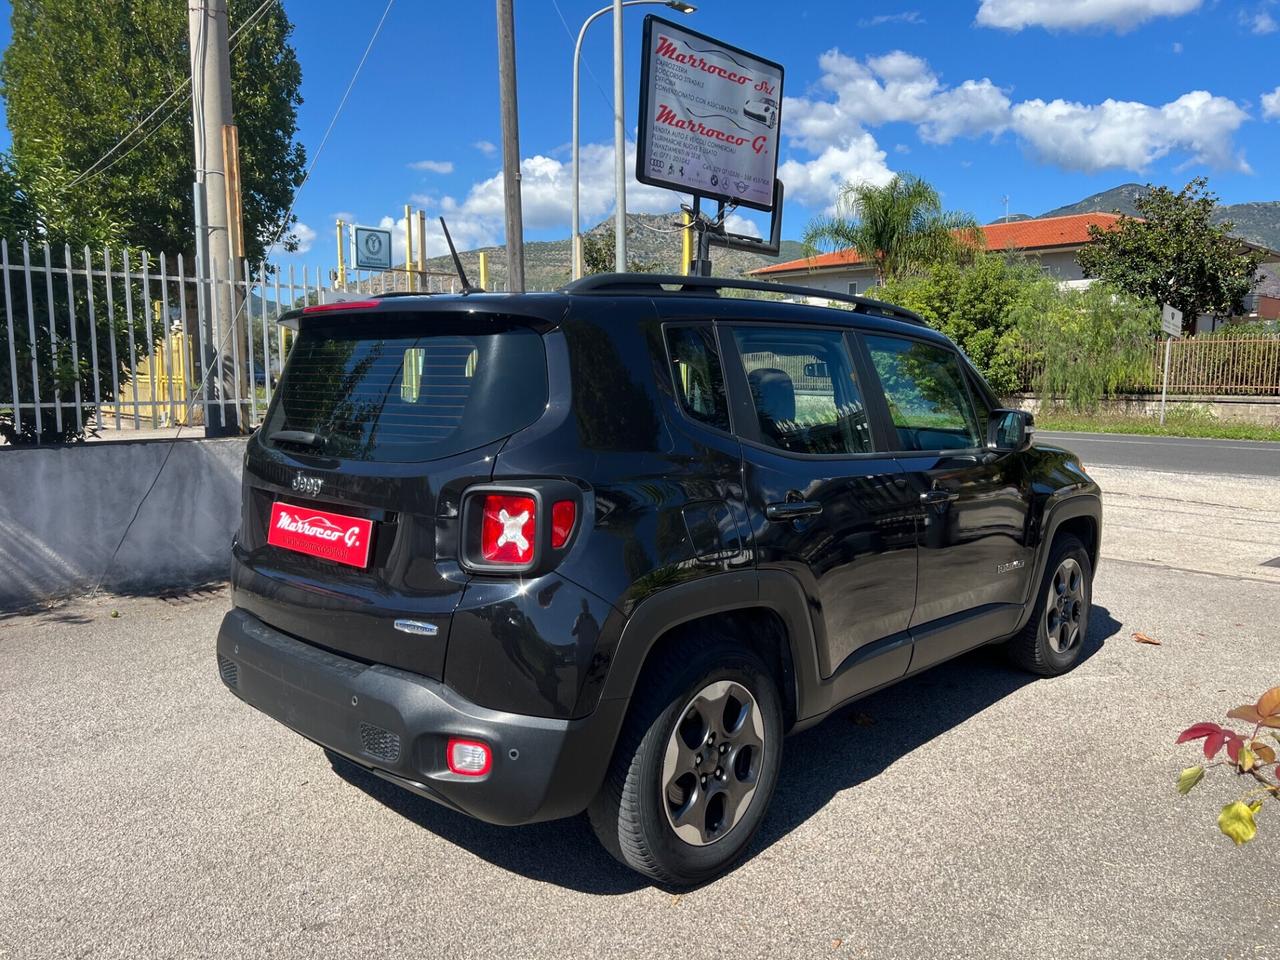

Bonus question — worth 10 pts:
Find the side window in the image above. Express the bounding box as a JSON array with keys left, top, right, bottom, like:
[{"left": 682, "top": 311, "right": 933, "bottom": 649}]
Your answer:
[
  {"left": 731, "top": 326, "right": 872, "bottom": 455},
  {"left": 665, "top": 324, "right": 730, "bottom": 432},
  {"left": 863, "top": 334, "right": 982, "bottom": 451}
]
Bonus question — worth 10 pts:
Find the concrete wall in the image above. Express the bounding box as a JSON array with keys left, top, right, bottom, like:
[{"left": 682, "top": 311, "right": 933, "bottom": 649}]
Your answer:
[
  {"left": 0, "top": 438, "right": 245, "bottom": 611},
  {"left": 1013, "top": 393, "right": 1280, "bottom": 426}
]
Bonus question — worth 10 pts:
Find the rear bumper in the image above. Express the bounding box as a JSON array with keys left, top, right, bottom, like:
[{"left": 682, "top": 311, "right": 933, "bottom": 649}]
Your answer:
[{"left": 216, "top": 607, "right": 625, "bottom": 825}]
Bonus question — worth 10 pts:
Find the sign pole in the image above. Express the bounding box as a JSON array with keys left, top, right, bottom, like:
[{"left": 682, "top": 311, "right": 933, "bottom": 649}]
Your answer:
[
  {"left": 335, "top": 220, "right": 346, "bottom": 289},
  {"left": 1160, "top": 334, "right": 1172, "bottom": 426},
  {"left": 1159, "top": 304, "right": 1182, "bottom": 426}
]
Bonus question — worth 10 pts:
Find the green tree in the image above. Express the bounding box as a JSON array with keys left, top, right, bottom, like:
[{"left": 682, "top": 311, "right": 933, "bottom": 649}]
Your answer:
[
  {"left": 1076, "top": 178, "right": 1262, "bottom": 334},
  {"left": 874, "top": 254, "right": 1046, "bottom": 397},
  {"left": 0, "top": 0, "right": 306, "bottom": 262},
  {"left": 802, "top": 174, "right": 982, "bottom": 286},
  {"left": 582, "top": 229, "right": 660, "bottom": 275}
]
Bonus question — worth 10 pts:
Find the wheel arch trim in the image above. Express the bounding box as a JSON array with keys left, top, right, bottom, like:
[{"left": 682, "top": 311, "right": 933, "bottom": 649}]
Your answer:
[{"left": 599, "top": 569, "right": 823, "bottom": 726}]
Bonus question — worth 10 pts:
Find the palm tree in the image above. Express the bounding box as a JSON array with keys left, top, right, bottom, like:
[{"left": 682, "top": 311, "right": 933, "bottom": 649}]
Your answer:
[{"left": 802, "top": 174, "right": 983, "bottom": 286}]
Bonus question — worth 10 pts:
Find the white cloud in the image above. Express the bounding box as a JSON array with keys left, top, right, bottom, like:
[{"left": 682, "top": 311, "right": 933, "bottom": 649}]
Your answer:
[
  {"left": 1011, "top": 90, "right": 1250, "bottom": 172},
  {"left": 270, "top": 221, "right": 315, "bottom": 258},
  {"left": 783, "top": 49, "right": 1010, "bottom": 150},
  {"left": 361, "top": 141, "right": 689, "bottom": 262},
  {"left": 408, "top": 160, "right": 454, "bottom": 174},
  {"left": 473, "top": 140, "right": 497, "bottom": 156},
  {"left": 1172, "top": 40, "right": 1183, "bottom": 52},
  {"left": 723, "top": 213, "right": 762, "bottom": 239},
  {"left": 1248, "top": 10, "right": 1278, "bottom": 33},
  {"left": 778, "top": 134, "right": 894, "bottom": 210},
  {"left": 784, "top": 46, "right": 1249, "bottom": 176},
  {"left": 976, "top": 0, "right": 1202, "bottom": 31},
  {"left": 859, "top": 11, "right": 924, "bottom": 26},
  {"left": 1263, "top": 86, "right": 1280, "bottom": 120},
  {"left": 410, "top": 193, "right": 436, "bottom": 207}
]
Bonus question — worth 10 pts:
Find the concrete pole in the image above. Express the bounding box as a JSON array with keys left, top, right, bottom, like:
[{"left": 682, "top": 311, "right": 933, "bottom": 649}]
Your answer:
[
  {"left": 496, "top": 0, "right": 526, "bottom": 292},
  {"left": 612, "top": 0, "right": 627, "bottom": 273},
  {"left": 188, "top": 0, "right": 240, "bottom": 434}
]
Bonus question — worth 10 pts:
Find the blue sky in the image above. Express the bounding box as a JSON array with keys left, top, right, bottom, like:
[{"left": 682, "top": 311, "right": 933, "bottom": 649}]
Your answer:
[{"left": 2, "top": 0, "right": 1279, "bottom": 265}]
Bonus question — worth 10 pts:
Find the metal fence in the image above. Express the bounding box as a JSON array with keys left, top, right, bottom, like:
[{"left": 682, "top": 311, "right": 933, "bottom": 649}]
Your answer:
[
  {"left": 1018, "top": 338, "right": 1280, "bottom": 397},
  {"left": 0, "top": 241, "right": 479, "bottom": 444}
]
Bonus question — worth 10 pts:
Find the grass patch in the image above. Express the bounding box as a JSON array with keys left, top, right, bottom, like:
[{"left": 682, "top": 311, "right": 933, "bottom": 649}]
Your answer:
[{"left": 1034, "top": 407, "right": 1280, "bottom": 442}]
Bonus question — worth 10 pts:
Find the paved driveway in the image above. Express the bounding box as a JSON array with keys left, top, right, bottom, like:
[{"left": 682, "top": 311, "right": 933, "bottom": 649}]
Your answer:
[{"left": 2, "top": 463, "right": 1278, "bottom": 959}]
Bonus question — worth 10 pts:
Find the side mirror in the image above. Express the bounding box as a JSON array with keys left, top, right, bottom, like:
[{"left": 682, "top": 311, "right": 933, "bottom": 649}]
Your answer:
[{"left": 987, "top": 409, "right": 1034, "bottom": 452}]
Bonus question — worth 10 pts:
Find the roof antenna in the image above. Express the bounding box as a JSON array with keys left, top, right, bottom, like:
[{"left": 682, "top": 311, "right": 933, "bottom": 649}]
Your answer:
[{"left": 439, "top": 217, "right": 481, "bottom": 293}]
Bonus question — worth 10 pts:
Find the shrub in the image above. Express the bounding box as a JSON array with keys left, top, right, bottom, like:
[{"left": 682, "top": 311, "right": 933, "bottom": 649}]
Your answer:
[{"left": 874, "top": 253, "right": 1049, "bottom": 398}]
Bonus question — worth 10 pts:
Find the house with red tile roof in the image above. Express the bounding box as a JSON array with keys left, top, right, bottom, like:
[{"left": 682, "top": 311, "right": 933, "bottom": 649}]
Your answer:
[
  {"left": 748, "top": 211, "right": 1280, "bottom": 330},
  {"left": 748, "top": 212, "right": 1126, "bottom": 295}
]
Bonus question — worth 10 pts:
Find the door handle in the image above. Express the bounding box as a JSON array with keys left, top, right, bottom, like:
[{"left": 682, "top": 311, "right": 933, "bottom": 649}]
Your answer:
[
  {"left": 766, "top": 500, "right": 823, "bottom": 521},
  {"left": 920, "top": 489, "right": 959, "bottom": 505}
]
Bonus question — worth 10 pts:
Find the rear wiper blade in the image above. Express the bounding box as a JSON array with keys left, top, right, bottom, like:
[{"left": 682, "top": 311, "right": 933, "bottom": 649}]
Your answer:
[{"left": 269, "top": 429, "right": 327, "bottom": 450}]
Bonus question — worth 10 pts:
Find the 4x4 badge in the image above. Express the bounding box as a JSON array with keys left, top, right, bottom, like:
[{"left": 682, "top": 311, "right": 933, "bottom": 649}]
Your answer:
[
  {"left": 292, "top": 474, "right": 324, "bottom": 497},
  {"left": 997, "top": 559, "right": 1026, "bottom": 574}
]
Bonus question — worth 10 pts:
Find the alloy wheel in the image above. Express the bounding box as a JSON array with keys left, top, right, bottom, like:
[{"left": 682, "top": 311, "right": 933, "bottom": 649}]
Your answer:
[
  {"left": 660, "top": 680, "right": 765, "bottom": 846},
  {"left": 1044, "top": 557, "right": 1086, "bottom": 654}
]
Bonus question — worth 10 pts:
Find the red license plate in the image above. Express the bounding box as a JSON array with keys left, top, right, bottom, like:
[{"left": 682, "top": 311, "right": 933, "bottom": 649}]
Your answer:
[{"left": 267, "top": 502, "right": 374, "bottom": 568}]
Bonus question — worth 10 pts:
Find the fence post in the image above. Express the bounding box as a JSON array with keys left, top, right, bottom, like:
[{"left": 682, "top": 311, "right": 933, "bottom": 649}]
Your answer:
[
  {"left": 1159, "top": 334, "right": 1173, "bottom": 426},
  {"left": 3, "top": 240, "right": 21, "bottom": 438}
]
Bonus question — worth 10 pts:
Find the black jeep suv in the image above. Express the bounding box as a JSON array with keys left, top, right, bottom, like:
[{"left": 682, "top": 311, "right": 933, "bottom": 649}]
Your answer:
[{"left": 216, "top": 274, "right": 1101, "bottom": 886}]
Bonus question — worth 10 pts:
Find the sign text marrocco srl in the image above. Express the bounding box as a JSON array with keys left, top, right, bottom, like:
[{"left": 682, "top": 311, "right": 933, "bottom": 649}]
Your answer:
[{"left": 637, "top": 16, "right": 784, "bottom": 213}]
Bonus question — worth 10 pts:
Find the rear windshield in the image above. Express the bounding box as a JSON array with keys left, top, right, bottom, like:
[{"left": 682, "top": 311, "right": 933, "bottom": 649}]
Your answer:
[{"left": 263, "top": 319, "right": 547, "bottom": 462}]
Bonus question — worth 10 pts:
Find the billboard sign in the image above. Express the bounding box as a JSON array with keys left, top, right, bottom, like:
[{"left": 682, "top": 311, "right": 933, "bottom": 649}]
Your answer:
[
  {"left": 637, "top": 16, "right": 784, "bottom": 212},
  {"left": 352, "top": 225, "right": 393, "bottom": 271}
]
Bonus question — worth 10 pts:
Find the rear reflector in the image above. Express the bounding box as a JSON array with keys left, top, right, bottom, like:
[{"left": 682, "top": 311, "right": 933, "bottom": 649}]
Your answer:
[
  {"left": 480, "top": 494, "right": 536, "bottom": 564},
  {"left": 447, "top": 738, "right": 492, "bottom": 776},
  {"left": 302, "top": 299, "right": 381, "bottom": 314},
  {"left": 551, "top": 500, "right": 576, "bottom": 548}
]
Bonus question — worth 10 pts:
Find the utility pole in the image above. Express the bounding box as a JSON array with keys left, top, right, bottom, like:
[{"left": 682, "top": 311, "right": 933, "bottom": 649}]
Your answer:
[
  {"left": 188, "top": 0, "right": 241, "bottom": 435},
  {"left": 496, "top": 0, "right": 526, "bottom": 292},
  {"left": 612, "top": 0, "right": 627, "bottom": 272}
]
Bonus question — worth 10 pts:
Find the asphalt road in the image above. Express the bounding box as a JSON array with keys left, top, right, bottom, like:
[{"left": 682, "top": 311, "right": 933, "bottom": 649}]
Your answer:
[
  {"left": 1037, "top": 430, "right": 1280, "bottom": 478},
  {"left": 3, "top": 458, "right": 1280, "bottom": 959}
]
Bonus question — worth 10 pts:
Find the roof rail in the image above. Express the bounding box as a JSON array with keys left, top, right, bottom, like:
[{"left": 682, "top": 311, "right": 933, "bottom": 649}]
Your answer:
[
  {"left": 370, "top": 290, "right": 444, "bottom": 299},
  {"left": 561, "top": 272, "right": 927, "bottom": 327}
]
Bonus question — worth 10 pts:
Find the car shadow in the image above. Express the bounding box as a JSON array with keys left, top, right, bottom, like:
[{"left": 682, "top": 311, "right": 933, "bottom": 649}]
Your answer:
[{"left": 328, "top": 605, "right": 1120, "bottom": 895}]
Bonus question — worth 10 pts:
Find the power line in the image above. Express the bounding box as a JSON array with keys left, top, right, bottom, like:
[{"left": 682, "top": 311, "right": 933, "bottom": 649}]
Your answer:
[
  {"left": 264, "top": 0, "right": 394, "bottom": 252},
  {"left": 61, "top": 0, "right": 279, "bottom": 192},
  {"left": 550, "top": 0, "right": 614, "bottom": 112}
]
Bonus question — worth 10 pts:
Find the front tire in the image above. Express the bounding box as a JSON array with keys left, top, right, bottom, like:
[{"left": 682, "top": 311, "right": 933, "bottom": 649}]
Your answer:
[
  {"left": 588, "top": 633, "right": 783, "bottom": 887},
  {"left": 1008, "top": 534, "right": 1092, "bottom": 676}
]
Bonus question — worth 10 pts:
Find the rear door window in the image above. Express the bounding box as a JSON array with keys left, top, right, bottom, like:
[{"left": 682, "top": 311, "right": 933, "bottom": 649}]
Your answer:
[
  {"left": 263, "top": 320, "right": 547, "bottom": 462},
  {"left": 664, "top": 324, "right": 730, "bottom": 432},
  {"left": 730, "top": 326, "right": 873, "bottom": 455}
]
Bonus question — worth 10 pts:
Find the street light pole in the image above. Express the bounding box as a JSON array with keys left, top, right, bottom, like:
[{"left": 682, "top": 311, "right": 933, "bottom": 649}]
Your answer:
[{"left": 570, "top": 1, "right": 695, "bottom": 279}]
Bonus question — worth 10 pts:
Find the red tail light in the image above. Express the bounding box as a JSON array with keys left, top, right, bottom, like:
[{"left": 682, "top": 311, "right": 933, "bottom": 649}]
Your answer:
[
  {"left": 480, "top": 494, "right": 536, "bottom": 564},
  {"left": 551, "top": 500, "right": 576, "bottom": 548}
]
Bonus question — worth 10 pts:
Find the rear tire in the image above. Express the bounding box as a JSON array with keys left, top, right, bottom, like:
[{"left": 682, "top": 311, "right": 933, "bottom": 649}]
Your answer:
[
  {"left": 1008, "top": 534, "right": 1092, "bottom": 676},
  {"left": 588, "top": 631, "right": 783, "bottom": 887}
]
